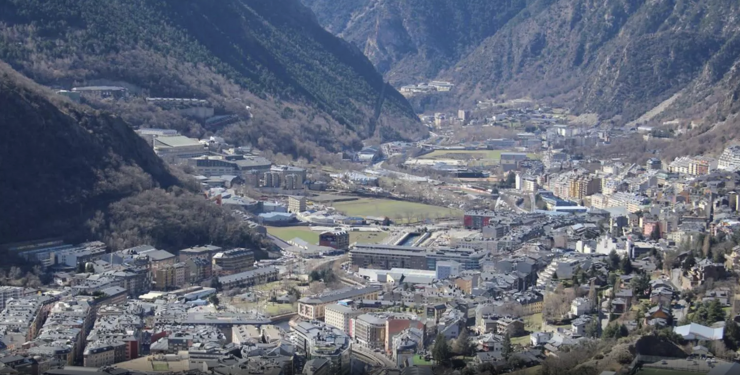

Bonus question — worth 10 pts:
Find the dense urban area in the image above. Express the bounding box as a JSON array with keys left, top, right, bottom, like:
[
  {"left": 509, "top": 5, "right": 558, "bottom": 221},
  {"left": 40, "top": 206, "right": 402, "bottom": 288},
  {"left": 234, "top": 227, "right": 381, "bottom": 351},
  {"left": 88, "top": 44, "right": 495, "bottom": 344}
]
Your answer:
[
  {"left": 2, "top": 89, "right": 740, "bottom": 375},
  {"left": 5, "top": 1, "right": 740, "bottom": 375}
]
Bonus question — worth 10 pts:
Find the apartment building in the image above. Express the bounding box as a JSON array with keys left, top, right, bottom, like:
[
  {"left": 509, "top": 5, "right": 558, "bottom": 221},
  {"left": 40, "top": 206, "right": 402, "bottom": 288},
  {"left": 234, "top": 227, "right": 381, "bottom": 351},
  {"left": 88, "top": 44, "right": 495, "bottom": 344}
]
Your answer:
[
  {"left": 218, "top": 267, "right": 279, "bottom": 289},
  {"left": 288, "top": 196, "right": 307, "bottom": 213},
  {"left": 212, "top": 249, "right": 254, "bottom": 276},
  {"left": 324, "top": 304, "right": 362, "bottom": 335},
  {"left": 319, "top": 230, "right": 350, "bottom": 250}
]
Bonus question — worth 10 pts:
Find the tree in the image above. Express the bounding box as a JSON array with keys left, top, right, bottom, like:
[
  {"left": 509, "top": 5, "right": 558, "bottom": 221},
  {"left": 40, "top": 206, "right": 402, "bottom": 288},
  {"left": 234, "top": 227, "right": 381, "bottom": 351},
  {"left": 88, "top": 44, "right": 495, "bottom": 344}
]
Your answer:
[
  {"left": 76, "top": 262, "right": 86, "bottom": 273},
  {"left": 208, "top": 294, "right": 219, "bottom": 306},
  {"left": 453, "top": 328, "right": 474, "bottom": 356},
  {"left": 630, "top": 273, "right": 650, "bottom": 297},
  {"left": 432, "top": 333, "right": 451, "bottom": 365},
  {"left": 210, "top": 277, "right": 222, "bottom": 291},
  {"left": 723, "top": 318, "right": 740, "bottom": 351},
  {"left": 650, "top": 224, "right": 661, "bottom": 241},
  {"left": 608, "top": 250, "right": 621, "bottom": 270},
  {"left": 620, "top": 256, "right": 633, "bottom": 274},
  {"left": 682, "top": 252, "right": 696, "bottom": 271},
  {"left": 502, "top": 333, "right": 513, "bottom": 359},
  {"left": 585, "top": 317, "right": 600, "bottom": 338}
]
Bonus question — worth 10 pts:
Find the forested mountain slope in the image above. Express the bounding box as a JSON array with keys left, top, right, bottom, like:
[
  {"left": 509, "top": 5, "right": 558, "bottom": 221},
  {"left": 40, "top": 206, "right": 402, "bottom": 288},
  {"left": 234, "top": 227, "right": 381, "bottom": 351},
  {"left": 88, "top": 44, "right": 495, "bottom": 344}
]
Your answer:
[
  {"left": 304, "top": 0, "right": 740, "bottom": 133},
  {"left": 0, "top": 63, "right": 265, "bottom": 253},
  {"left": 0, "top": 0, "right": 426, "bottom": 161}
]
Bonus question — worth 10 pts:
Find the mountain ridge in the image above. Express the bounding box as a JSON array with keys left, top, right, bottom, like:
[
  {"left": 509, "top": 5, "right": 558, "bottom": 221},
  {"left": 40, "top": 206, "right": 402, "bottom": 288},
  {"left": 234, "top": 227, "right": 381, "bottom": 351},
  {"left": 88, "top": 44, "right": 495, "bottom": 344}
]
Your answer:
[
  {"left": 303, "top": 0, "right": 740, "bottom": 138},
  {"left": 0, "top": 0, "right": 427, "bottom": 161}
]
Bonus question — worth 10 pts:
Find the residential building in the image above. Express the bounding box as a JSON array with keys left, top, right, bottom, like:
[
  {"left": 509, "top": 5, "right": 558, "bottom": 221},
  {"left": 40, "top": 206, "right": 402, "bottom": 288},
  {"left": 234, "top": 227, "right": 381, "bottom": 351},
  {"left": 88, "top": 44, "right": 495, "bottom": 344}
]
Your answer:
[
  {"left": 319, "top": 230, "right": 349, "bottom": 250},
  {"left": 289, "top": 196, "right": 307, "bottom": 213},
  {"left": 212, "top": 248, "right": 254, "bottom": 276},
  {"left": 185, "top": 257, "right": 212, "bottom": 283},
  {"left": 291, "top": 321, "right": 351, "bottom": 375},
  {"left": 0, "top": 286, "right": 27, "bottom": 310},
  {"left": 218, "top": 267, "right": 279, "bottom": 289},
  {"left": 138, "top": 248, "right": 177, "bottom": 272},
  {"left": 464, "top": 210, "right": 498, "bottom": 230},
  {"left": 571, "top": 298, "right": 592, "bottom": 317},
  {"left": 83, "top": 340, "right": 127, "bottom": 367},
  {"left": 297, "top": 286, "right": 381, "bottom": 320},
  {"left": 324, "top": 304, "right": 362, "bottom": 335},
  {"left": 179, "top": 245, "right": 222, "bottom": 262},
  {"left": 154, "top": 263, "right": 187, "bottom": 291}
]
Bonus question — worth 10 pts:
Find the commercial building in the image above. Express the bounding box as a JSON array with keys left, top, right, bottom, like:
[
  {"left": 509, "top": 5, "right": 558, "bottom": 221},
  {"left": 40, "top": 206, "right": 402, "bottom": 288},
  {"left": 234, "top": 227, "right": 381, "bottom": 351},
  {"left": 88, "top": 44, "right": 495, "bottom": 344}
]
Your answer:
[
  {"left": 153, "top": 136, "right": 207, "bottom": 163},
  {"left": 212, "top": 248, "right": 254, "bottom": 276},
  {"left": 350, "top": 244, "right": 486, "bottom": 271},
  {"left": 319, "top": 230, "right": 350, "bottom": 250},
  {"left": 289, "top": 196, "right": 307, "bottom": 213},
  {"left": 324, "top": 304, "right": 362, "bottom": 335},
  {"left": 188, "top": 155, "right": 272, "bottom": 177},
  {"left": 71, "top": 86, "right": 128, "bottom": 99},
  {"left": 435, "top": 261, "right": 461, "bottom": 280},
  {"left": 297, "top": 286, "right": 381, "bottom": 320}
]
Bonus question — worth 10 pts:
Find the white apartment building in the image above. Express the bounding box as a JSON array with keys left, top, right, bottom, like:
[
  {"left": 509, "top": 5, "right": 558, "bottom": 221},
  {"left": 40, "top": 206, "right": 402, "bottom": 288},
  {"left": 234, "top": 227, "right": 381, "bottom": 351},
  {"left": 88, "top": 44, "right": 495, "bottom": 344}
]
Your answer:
[{"left": 324, "top": 304, "right": 361, "bottom": 336}]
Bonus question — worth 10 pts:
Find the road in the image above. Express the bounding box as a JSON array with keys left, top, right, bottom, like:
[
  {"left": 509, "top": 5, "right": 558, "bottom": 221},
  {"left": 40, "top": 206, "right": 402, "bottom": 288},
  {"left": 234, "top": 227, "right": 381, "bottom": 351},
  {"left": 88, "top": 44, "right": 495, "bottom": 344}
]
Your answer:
[{"left": 352, "top": 345, "right": 397, "bottom": 368}]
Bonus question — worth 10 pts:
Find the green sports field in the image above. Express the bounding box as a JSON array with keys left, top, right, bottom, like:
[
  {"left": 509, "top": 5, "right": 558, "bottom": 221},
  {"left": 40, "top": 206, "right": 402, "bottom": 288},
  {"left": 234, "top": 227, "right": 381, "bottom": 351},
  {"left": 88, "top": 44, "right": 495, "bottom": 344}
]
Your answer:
[{"left": 332, "top": 198, "right": 462, "bottom": 223}]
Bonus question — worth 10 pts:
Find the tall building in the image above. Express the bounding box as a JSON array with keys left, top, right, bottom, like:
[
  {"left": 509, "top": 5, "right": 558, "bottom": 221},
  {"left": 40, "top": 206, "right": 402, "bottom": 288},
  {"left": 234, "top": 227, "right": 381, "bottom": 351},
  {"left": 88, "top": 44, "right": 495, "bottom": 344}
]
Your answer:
[
  {"left": 718, "top": 145, "right": 740, "bottom": 171},
  {"left": 319, "top": 230, "right": 350, "bottom": 250},
  {"left": 288, "top": 196, "right": 307, "bottom": 213},
  {"left": 324, "top": 304, "right": 361, "bottom": 335},
  {"left": 291, "top": 321, "right": 351, "bottom": 375},
  {"left": 212, "top": 249, "right": 255, "bottom": 276}
]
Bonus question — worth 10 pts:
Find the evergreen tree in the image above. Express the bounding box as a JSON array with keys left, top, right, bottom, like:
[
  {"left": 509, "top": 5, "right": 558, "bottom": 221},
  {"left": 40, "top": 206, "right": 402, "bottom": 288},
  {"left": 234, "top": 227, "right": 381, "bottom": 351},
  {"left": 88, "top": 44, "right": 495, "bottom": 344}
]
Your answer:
[
  {"left": 432, "top": 333, "right": 451, "bottom": 365},
  {"left": 630, "top": 272, "right": 650, "bottom": 297},
  {"left": 502, "top": 333, "right": 513, "bottom": 359},
  {"left": 208, "top": 294, "right": 219, "bottom": 306},
  {"left": 76, "top": 262, "right": 86, "bottom": 273},
  {"left": 620, "top": 256, "right": 633, "bottom": 274},
  {"left": 723, "top": 318, "right": 740, "bottom": 351},
  {"left": 609, "top": 250, "right": 621, "bottom": 270},
  {"left": 682, "top": 252, "right": 696, "bottom": 271},
  {"left": 210, "top": 277, "right": 222, "bottom": 291},
  {"left": 453, "top": 328, "right": 473, "bottom": 356}
]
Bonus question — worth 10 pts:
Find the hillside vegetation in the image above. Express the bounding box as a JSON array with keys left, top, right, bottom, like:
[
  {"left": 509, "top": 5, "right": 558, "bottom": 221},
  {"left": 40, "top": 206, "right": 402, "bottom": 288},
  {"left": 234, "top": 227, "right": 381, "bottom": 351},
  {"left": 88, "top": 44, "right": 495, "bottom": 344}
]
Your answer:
[
  {"left": 0, "top": 0, "right": 426, "bottom": 161},
  {"left": 0, "top": 63, "right": 266, "bottom": 254}
]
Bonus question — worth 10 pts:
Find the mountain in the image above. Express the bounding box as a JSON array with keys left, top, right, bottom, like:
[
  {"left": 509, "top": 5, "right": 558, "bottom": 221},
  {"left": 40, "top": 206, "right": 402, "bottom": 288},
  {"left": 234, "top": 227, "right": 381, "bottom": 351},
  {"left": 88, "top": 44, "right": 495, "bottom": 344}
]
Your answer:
[
  {"left": 0, "top": 63, "right": 266, "bottom": 253},
  {"left": 304, "top": 0, "right": 740, "bottom": 136},
  {"left": 0, "top": 0, "right": 426, "bottom": 161},
  {"left": 301, "top": 0, "right": 524, "bottom": 83}
]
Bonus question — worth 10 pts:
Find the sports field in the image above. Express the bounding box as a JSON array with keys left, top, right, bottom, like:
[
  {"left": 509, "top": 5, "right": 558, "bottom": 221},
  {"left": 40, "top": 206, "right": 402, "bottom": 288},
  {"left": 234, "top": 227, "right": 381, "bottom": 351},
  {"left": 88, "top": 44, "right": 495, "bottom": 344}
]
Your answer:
[
  {"left": 332, "top": 198, "right": 462, "bottom": 223},
  {"left": 266, "top": 226, "right": 318, "bottom": 244},
  {"left": 266, "top": 226, "right": 390, "bottom": 244},
  {"left": 419, "top": 149, "right": 538, "bottom": 160}
]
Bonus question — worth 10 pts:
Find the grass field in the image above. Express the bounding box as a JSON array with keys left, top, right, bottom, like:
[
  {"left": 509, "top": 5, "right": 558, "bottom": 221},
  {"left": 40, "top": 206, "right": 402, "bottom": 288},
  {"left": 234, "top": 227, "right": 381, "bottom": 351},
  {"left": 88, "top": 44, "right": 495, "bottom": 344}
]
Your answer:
[
  {"left": 637, "top": 369, "right": 703, "bottom": 375},
  {"left": 524, "top": 313, "right": 543, "bottom": 331},
  {"left": 413, "top": 355, "right": 432, "bottom": 366},
  {"left": 333, "top": 198, "right": 462, "bottom": 223},
  {"left": 420, "top": 149, "right": 538, "bottom": 160},
  {"left": 265, "top": 226, "right": 389, "bottom": 244},
  {"left": 151, "top": 363, "right": 169, "bottom": 372},
  {"left": 266, "top": 226, "right": 318, "bottom": 244}
]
